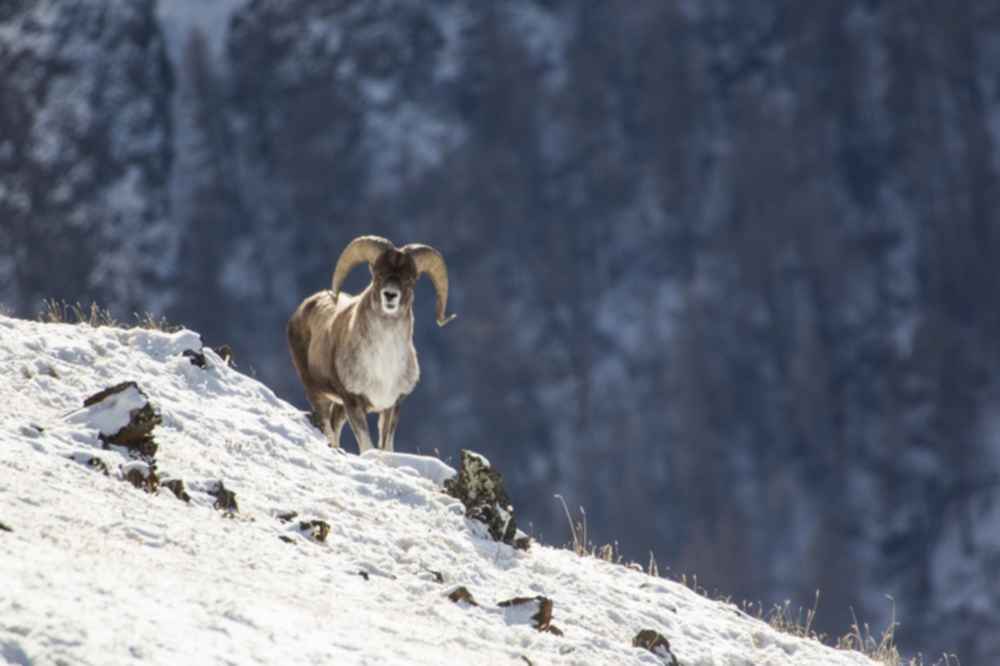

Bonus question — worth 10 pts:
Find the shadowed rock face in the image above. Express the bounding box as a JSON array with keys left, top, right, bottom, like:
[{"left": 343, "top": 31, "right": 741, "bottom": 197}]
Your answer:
[{"left": 444, "top": 450, "right": 529, "bottom": 551}]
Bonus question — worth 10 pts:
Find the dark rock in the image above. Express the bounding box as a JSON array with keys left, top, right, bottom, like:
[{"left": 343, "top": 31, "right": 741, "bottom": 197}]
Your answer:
[
  {"left": 214, "top": 345, "right": 234, "bottom": 364},
  {"left": 122, "top": 462, "right": 159, "bottom": 493},
  {"left": 447, "top": 586, "right": 478, "bottom": 606},
  {"left": 79, "top": 455, "right": 109, "bottom": 476},
  {"left": 298, "top": 519, "right": 330, "bottom": 543},
  {"left": 275, "top": 511, "right": 299, "bottom": 523},
  {"left": 182, "top": 349, "right": 207, "bottom": 368},
  {"left": 85, "top": 382, "right": 161, "bottom": 460},
  {"left": 633, "top": 629, "right": 680, "bottom": 665},
  {"left": 498, "top": 596, "right": 556, "bottom": 633},
  {"left": 162, "top": 478, "right": 191, "bottom": 503},
  {"left": 427, "top": 569, "right": 445, "bottom": 584},
  {"left": 183, "top": 346, "right": 234, "bottom": 369},
  {"left": 208, "top": 480, "right": 239, "bottom": 513},
  {"left": 279, "top": 535, "right": 294, "bottom": 544},
  {"left": 358, "top": 570, "right": 370, "bottom": 581},
  {"left": 444, "top": 449, "right": 529, "bottom": 551},
  {"left": 0, "top": 521, "right": 11, "bottom": 532}
]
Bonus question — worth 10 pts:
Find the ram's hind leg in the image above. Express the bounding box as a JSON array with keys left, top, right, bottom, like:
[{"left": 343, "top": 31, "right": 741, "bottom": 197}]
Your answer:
[{"left": 377, "top": 402, "right": 402, "bottom": 452}]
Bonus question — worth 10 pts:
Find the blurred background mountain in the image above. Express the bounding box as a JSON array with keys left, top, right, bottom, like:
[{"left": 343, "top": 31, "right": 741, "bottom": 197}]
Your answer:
[{"left": 3, "top": 1, "right": 999, "bottom": 661}]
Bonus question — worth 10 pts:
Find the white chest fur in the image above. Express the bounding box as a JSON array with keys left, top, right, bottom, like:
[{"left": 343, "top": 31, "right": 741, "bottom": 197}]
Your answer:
[{"left": 338, "top": 318, "right": 418, "bottom": 411}]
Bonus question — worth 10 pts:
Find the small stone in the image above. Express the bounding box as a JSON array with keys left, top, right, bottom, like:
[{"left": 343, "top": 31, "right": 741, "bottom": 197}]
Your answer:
[
  {"left": 0, "top": 521, "right": 11, "bottom": 532},
  {"left": 633, "top": 629, "right": 679, "bottom": 665},
  {"left": 447, "top": 586, "right": 478, "bottom": 606},
  {"left": 208, "top": 480, "right": 238, "bottom": 513},
  {"left": 214, "top": 345, "right": 233, "bottom": 364},
  {"left": 279, "top": 535, "right": 294, "bottom": 544},
  {"left": 275, "top": 511, "right": 299, "bottom": 523},
  {"left": 358, "top": 570, "right": 370, "bottom": 581},
  {"left": 298, "top": 519, "right": 330, "bottom": 543},
  {"left": 122, "top": 462, "right": 159, "bottom": 493},
  {"left": 162, "top": 478, "right": 191, "bottom": 503},
  {"left": 182, "top": 349, "right": 207, "bottom": 368},
  {"left": 498, "top": 596, "right": 555, "bottom": 632},
  {"left": 85, "top": 456, "right": 109, "bottom": 476}
]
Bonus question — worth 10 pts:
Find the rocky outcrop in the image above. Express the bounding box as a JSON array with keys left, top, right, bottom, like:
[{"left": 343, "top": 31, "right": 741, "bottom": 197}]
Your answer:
[{"left": 444, "top": 450, "right": 529, "bottom": 551}]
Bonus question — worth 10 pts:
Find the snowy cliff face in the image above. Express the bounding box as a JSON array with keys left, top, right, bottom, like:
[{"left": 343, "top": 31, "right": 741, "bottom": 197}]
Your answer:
[
  {"left": 0, "top": 314, "right": 878, "bottom": 666},
  {"left": 0, "top": 0, "right": 176, "bottom": 314}
]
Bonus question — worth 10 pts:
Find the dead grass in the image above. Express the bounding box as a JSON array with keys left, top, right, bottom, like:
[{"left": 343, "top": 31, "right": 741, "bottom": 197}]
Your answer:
[
  {"left": 38, "top": 299, "right": 180, "bottom": 332},
  {"left": 554, "top": 500, "right": 956, "bottom": 666}
]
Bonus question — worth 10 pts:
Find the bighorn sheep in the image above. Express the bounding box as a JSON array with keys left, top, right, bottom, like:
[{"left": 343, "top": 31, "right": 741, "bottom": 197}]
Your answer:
[{"left": 287, "top": 236, "right": 455, "bottom": 452}]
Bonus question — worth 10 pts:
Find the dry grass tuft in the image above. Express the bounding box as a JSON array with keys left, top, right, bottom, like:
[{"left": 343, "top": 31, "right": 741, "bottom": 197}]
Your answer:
[
  {"left": 38, "top": 299, "right": 179, "bottom": 332},
  {"left": 552, "top": 504, "right": 956, "bottom": 666}
]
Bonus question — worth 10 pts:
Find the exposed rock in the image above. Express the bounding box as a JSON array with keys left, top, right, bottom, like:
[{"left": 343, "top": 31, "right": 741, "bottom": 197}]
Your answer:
[
  {"left": 214, "top": 345, "right": 234, "bottom": 365},
  {"left": 279, "top": 535, "right": 295, "bottom": 544},
  {"left": 208, "top": 480, "right": 239, "bottom": 513},
  {"left": 87, "top": 456, "right": 110, "bottom": 476},
  {"left": 358, "top": 570, "right": 370, "bottom": 581},
  {"left": 427, "top": 569, "right": 445, "bottom": 584},
  {"left": 122, "top": 461, "right": 159, "bottom": 494},
  {"left": 69, "top": 453, "right": 110, "bottom": 476},
  {"left": 633, "top": 629, "right": 680, "bottom": 665},
  {"left": 182, "top": 349, "right": 207, "bottom": 368},
  {"left": 182, "top": 345, "right": 234, "bottom": 369},
  {"left": 447, "top": 586, "right": 478, "bottom": 606},
  {"left": 498, "top": 596, "right": 558, "bottom": 634},
  {"left": 162, "top": 478, "right": 191, "bottom": 503},
  {"left": 298, "top": 519, "right": 330, "bottom": 543},
  {"left": 444, "top": 449, "right": 529, "bottom": 551},
  {"left": 275, "top": 511, "right": 299, "bottom": 523},
  {"left": 83, "top": 382, "right": 161, "bottom": 459},
  {"left": 0, "top": 521, "right": 11, "bottom": 532}
]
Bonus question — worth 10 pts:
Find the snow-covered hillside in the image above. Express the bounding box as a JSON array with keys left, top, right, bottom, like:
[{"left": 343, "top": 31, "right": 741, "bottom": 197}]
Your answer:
[{"left": 0, "top": 315, "right": 876, "bottom": 666}]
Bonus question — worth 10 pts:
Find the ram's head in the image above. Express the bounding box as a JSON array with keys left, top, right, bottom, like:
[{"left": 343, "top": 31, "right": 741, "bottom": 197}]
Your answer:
[{"left": 331, "top": 235, "right": 456, "bottom": 326}]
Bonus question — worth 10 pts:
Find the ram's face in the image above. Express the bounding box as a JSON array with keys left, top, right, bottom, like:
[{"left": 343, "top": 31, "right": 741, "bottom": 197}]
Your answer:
[{"left": 372, "top": 250, "right": 418, "bottom": 317}]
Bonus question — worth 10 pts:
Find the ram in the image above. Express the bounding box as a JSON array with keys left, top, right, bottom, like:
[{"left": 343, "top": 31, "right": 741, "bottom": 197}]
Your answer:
[{"left": 287, "top": 236, "right": 455, "bottom": 452}]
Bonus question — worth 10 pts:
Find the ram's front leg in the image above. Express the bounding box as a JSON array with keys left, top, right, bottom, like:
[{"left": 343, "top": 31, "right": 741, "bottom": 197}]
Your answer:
[
  {"left": 343, "top": 397, "right": 375, "bottom": 453},
  {"left": 377, "top": 401, "right": 403, "bottom": 452}
]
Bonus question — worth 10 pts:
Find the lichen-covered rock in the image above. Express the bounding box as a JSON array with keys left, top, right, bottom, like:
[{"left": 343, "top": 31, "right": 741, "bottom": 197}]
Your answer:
[
  {"left": 444, "top": 449, "right": 529, "bottom": 551},
  {"left": 80, "top": 382, "right": 161, "bottom": 459},
  {"left": 633, "top": 629, "right": 680, "bottom": 665},
  {"left": 498, "top": 596, "right": 560, "bottom": 634}
]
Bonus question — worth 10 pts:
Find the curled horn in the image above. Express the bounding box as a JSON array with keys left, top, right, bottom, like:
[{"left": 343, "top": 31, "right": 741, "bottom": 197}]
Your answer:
[
  {"left": 331, "top": 235, "right": 396, "bottom": 298},
  {"left": 402, "top": 244, "right": 456, "bottom": 327}
]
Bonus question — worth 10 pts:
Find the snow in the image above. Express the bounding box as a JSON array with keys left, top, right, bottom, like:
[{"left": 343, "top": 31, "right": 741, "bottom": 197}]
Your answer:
[
  {"left": 0, "top": 314, "right": 876, "bottom": 666},
  {"left": 64, "top": 383, "right": 147, "bottom": 437}
]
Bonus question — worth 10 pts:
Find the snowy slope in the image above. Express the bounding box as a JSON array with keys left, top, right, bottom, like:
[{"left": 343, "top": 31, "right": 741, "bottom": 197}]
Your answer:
[{"left": 0, "top": 315, "right": 877, "bottom": 666}]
